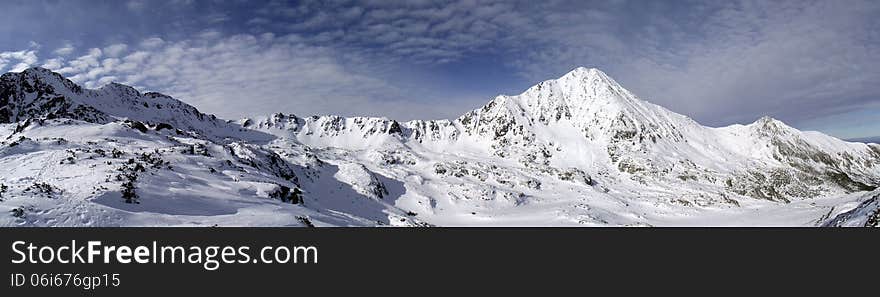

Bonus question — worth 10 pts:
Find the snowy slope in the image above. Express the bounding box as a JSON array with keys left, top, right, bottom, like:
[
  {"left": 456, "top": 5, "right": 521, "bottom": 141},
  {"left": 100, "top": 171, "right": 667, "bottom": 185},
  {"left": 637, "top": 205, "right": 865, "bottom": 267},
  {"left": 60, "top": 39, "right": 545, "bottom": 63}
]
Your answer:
[
  {"left": 821, "top": 189, "right": 879, "bottom": 227},
  {"left": 2, "top": 67, "right": 878, "bottom": 226},
  {"left": 0, "top": 68, "right": 425, "bottom": 227}
]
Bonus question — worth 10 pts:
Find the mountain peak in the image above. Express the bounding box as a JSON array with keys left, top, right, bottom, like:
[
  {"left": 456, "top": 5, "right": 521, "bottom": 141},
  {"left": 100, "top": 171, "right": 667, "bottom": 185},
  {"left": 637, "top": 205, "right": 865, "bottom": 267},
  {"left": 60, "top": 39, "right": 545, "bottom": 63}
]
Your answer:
[
  {"left": 9, "top": 66, "right": 63, "bottom": 81},
  {"left": 100, "top": 81, "right": 141, "bottom": 96},
  {"left": 750, "top": 116, "right": 798, "bottom": 137},
  {"left": 2, "top": 67, "right": 81, "bottom": 93},
  {"left": 516, "top": 66, "right": 637, "bottom": 110},
  {"left": 753, "top": 116, "right": 785, "bottom": 126},
  {"left": 557, "top": 67, "right": 614, "bottom": 83},
  {"left": 551, "top": 66, "right": 626, "bottom": 92},
  {"left": 20, "top": 66, "right": 54, "bottom": 74},
  {"left": 565, "top": 66, "right": 605, "bottom": 76}
]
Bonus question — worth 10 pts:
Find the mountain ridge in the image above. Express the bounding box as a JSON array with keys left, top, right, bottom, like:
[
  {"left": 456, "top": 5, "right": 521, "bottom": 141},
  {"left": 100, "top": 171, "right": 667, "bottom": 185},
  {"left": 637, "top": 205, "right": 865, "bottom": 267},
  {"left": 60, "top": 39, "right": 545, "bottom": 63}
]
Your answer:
[
  {"left": 1, "top": 67, "right": 273, "bottom": 143},
  {"left": 1, "top": 66, "right": 878, "bottom": 227},
  {"left": 847, "top": 136, "right": 880, "bottom": 144}
]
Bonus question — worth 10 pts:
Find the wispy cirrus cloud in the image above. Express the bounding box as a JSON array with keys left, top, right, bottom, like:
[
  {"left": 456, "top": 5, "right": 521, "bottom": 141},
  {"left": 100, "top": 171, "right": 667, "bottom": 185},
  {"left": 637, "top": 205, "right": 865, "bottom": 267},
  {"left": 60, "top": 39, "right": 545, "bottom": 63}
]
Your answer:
[
  {"left": 35, "top": 33, "right": 468, "bottom": 121},
  {"left": 251, "top": 0, "right": 535, "bottom": 64},
  {"left": 602, "top": 0, "right": 880, "bottom": 127}
]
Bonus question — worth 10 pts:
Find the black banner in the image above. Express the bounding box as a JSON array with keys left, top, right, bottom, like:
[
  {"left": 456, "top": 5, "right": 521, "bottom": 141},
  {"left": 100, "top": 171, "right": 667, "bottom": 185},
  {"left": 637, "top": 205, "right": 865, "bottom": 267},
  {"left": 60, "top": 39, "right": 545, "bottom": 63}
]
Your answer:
[{"left": 0, "top": 228, "right": 876, "bottom": 295}]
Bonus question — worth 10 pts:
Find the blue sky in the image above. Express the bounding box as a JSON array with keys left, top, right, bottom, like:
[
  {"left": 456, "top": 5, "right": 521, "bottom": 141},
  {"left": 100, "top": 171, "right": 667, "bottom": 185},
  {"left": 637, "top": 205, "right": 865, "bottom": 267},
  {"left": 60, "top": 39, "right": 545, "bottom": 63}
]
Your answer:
[{"left": 0, "top": 0, "right": 878, "bottom": 139}]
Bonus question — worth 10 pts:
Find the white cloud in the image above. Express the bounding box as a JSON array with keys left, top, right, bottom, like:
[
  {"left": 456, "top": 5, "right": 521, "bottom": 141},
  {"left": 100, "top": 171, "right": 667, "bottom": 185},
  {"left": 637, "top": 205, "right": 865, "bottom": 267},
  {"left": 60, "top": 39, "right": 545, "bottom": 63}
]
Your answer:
[
  {"left": 0, "top": 49, "right": 39, "bottom": 72},
  {"left": 42, "top": 58, "right": 64, "bottom": 70},
  {"left": 197, "top": 30, "right": 222, "bottom": 40},
  {"left": 103, "top": 44, "right": 128, "bottom": 57},
  {"left": 141, "top": 37, "right": 165, "bottom": 48},
  {"left": 96, "top": 76, "right": 119, "bottom": 85},
  {"left": 57, "top": 48, "right": 103, "bottom": 76},
  {"left": 53, "top": 44, "right": 75, "bottom": 56}
]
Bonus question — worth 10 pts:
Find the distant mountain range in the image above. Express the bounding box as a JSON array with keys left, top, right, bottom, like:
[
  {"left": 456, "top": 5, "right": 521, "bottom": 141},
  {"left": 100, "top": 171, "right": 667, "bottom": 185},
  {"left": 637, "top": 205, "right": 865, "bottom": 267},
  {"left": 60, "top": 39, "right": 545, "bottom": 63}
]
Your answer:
[
  {"left": 847, "top": 136, "right": 880, "bottom": 144},
  {"left": 1, "top": 67, "right": 877, "bottom": 226}
]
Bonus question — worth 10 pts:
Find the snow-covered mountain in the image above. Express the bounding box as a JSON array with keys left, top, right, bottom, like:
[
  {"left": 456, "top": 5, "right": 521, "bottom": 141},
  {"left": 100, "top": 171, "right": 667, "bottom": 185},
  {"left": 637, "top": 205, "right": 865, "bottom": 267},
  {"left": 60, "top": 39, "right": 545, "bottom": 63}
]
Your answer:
[
  {"left": 0, "top": 67, "right": 271, "bottom": 143},
  {"left": 2, "top": 67, "right": 878, "bottom": 226}
]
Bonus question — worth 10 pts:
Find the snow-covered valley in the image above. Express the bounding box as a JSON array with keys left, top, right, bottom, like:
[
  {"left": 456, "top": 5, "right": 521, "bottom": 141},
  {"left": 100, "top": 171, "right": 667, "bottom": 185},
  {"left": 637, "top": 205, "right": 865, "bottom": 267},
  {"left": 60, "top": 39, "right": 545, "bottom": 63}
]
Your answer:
[{"left": 1, "top": 67, "right": 877, "bottom": 226}]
